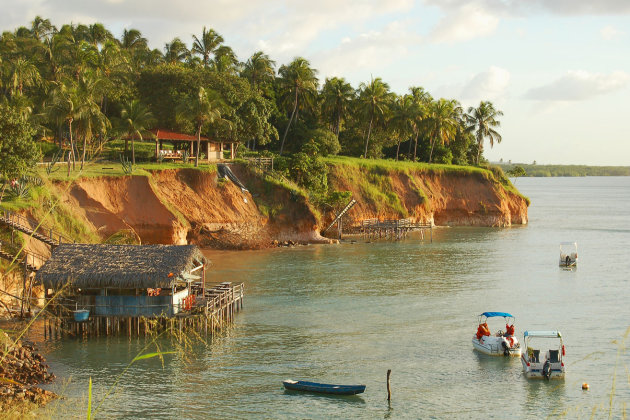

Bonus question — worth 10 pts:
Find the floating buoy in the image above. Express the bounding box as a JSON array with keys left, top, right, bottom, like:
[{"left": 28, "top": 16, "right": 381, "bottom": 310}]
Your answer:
[{"left": 582, "top": 383, "right": 589, "bottom": 390}]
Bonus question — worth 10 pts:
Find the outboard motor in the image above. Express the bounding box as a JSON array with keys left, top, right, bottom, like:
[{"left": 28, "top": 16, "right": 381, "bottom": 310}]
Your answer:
[
  {"left": 501, "top": 339, "right": 509, "bottom": 356},
  {"left": 542, "top": 360, "right": 551, "bottom": 380}
]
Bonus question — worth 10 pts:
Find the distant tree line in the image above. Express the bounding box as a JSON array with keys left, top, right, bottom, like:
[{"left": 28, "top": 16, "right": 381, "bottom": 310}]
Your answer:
[
  {"left": 500, "top": 164, "right": 630, "bottom": 177},
  {"left": 0, "top": 16, "right": 506, "bottom": 177}
]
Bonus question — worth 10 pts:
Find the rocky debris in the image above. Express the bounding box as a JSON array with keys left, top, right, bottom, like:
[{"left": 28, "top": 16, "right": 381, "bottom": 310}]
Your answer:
[{"left": 0, "top": 331, "right": 56, "bottom": 412}]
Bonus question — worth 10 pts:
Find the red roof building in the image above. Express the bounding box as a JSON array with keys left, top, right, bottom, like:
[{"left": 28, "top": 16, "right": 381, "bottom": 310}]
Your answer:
[{"left": 149, "top": 129, "right": 236, "bottom": 162}]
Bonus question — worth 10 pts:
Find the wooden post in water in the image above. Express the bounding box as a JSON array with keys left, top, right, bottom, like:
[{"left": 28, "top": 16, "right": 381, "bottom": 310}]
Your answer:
[{"left": 387, "top": 369, "right": 391, "bottom": 401}]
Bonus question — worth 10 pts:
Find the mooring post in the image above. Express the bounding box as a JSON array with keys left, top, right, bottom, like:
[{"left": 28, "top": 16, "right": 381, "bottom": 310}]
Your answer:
[{"left": 387, "top": 369, "right": 391, "bottom": 401}]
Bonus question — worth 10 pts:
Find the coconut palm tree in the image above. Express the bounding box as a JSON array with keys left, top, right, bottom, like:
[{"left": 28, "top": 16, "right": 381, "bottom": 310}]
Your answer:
[
  {"left": 320, "top": 77, "right": 355, "bottom": 138},
  {"left": 164, "top": 37, "right": 190, "bottom": 64},
  {"left": 178, "top": 87, "right": 226, "bottom": 167},
  {"left": 423, "top": 98, "right": 461, "bottom": 163},
  {"left": 358, "top": 77, "right": 390, "bottom": 158},
  {"left": 6, "top": 57, "right": 41, "bottom": 97},
  {"left": 212, "top": 45, "right": 239, "bottom": 74},
  {"left": 30, "top": 16, "right": 55, "bottom": 42},
  {"left": 390, "top": 94, "right": 417, "bottom": 160},
  {"left": 466, "top": 101, "right": 503, "bottom": 165},
  {"left": 241, "top": 51, "right": 275, "bottom": 91},
  {"left": 73, "top": 75, "right": 110, "bottom": 169},
  {"left": 120, "top": 99, "right": 155, "bottom": 164},
  {"left": 121, "top": 29, "right": 148, "bottom": 50},
  {"left": 277, "top": 57, "right": 318, "bottom": 155},
  {"left": 409, "top": 86, "right": 432, "bottom": 160},
  {"left": 191, "top": 27, "right": 223, "bottom": 67},
  {"left": 46, "top": 78, "right": 80, "bottom": 168}
]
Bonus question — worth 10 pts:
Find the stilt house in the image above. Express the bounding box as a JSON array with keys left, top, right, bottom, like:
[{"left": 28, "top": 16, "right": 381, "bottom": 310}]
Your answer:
[{"left": 36, "top": 244, "right": 208, "bottom": 317}]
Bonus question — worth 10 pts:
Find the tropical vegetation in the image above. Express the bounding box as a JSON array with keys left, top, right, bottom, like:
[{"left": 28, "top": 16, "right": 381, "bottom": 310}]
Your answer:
[{"left": 0, "top": 16, "right": 514, "bottom": 199}]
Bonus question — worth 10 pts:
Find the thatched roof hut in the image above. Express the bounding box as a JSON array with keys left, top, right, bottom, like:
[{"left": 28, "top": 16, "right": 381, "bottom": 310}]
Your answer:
[{"left": 37, "top": 244, "right": 208, "bottom": 290}]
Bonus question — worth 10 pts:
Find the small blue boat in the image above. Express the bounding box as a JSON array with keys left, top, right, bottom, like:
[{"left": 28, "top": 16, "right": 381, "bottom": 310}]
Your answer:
[
  {"left": 73, "top": 309, "right": 89, "bottom": 322},
  {"left": 282, "top": 379, "right": 366, "bottom": 395}
]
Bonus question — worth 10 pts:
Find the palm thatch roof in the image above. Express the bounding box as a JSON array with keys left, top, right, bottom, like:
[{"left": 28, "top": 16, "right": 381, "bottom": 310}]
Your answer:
[{"left": 37, "top": 244, "right": 208, "bottom": 289}]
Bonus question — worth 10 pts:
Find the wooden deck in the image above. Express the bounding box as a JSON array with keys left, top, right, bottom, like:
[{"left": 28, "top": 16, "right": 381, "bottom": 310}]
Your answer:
[
  {"left": 43, "top": 282, "right": 245, "bottom": 339},
  {"left": 361, "top": 218, "right": 432, "bottom": 241}
]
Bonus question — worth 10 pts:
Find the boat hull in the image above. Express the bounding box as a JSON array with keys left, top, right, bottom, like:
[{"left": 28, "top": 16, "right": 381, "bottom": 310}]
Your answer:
[
  {"left": 472, "top": 336, "right": 521, "bottom": 356},
  {"left": 282, "top": 380, "right": 366, "bottom": 395},
  {"left": 521, "top": 356, "right": 565, "bottom": 379}
]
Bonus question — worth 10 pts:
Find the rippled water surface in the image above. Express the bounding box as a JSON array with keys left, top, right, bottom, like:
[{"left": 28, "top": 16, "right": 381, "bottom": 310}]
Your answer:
[{"left": 38, "top": 177, "right": 630, "bottom": 418}]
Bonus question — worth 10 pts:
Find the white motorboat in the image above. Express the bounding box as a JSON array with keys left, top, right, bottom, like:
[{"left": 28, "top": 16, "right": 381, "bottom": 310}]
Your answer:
[
  {"left": 559, "top": 242, "right": 578, "bottom": 267},
  {"left": 472, "top": 312, "right": 521, "bottom": 357},
  {"left": 521, "top": 330, "right": 565, "bottom": 379}
]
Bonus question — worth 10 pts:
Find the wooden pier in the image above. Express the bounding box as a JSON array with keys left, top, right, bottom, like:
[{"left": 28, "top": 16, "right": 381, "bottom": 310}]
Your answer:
[
  {"left": 361, "top": 218, "right": 432, "bottom": 241},
  {"left": 0, "top": 210, "right": 72, "bottom": 248},
  {"left": 43, "top": 282, "right": 244, "bottom": 339}
]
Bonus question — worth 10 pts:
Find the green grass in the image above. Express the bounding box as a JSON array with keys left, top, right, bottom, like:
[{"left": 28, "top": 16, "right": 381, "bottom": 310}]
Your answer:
[{"left": 323, "top": 155, "right": 489, "bottom": 176}]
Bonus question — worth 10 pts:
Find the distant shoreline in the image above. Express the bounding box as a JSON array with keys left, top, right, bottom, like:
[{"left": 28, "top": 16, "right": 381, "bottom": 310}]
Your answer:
[{"left": 497, "top": 163, "right": 630, "bottom": 177}]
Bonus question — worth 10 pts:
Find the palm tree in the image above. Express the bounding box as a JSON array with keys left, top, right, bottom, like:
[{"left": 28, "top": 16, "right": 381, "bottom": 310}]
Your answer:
[
  {"left": 121, "top": 29, "right": 148, "bottom": 50},
  {"left": 120, "top": 100, "right": 155, "bottom": 164},
  {"left": 277, "top": 57, "right": 318, "bottom": 155},
  {"left": 466, "top": 101, "right": 503, "bottom": 165},
  {"left": 178, "top": 87, "right": 226, "bottom": 167},
  {"left": 358, "top": 77, "right": 390, "bottom": 158},
  {"left": 6, "top": 57, "right": 41, "bottom": 97},
  {"left": 30, "top": 16, "right": 55, "bottom": 42},
  {"left": 47, "top": 78, "right": 80, "bottom": 168},
  {"left": 212, "top": 45, "right": 239, "bottom": 74},
  {"left": 164, "top": 37, "right": 190, "bottom": 63},
  {"left": 320, "top": 77, "right": 355, "bottom": 138},
  {"left": 241, "top": 51, "right": 275, "bottom": 91},
  {"left": 73, "top": 75, "right": 109, "bottom": 169},
  {"left": 409, "top": 86, "right": 432, "bottom": 160},
  {"left": 390, "top": 95, "right": 417, "bottom": 160},
  {"left": 191, "top": 27, "right": 223, "bottom": 67},
  {"left": 423, "top": 98, "right": 461, "bottom": 163},
  {"left": 87, "top": 23, "right": 112, "bottom": 48}
]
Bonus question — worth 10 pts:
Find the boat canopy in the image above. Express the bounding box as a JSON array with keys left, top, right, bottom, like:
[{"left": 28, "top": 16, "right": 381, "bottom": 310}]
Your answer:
[
  {"left": 481, "top": 312, "right": 514, "bottom": 318},
  {"left": 524, "top": 330, "right": 562, "bottom": 338}
]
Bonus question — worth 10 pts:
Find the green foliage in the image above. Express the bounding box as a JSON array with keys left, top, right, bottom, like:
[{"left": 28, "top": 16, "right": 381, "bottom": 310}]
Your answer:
[
  {"left": 45, "top": 150, "right": 63, "bottom": 175},
  {"left": 309, "top": 128, "right": 340, "bottom": 156},
  {"left": 506, "top": 165, "right": 526, "bottom": 178},
  {"left": 120, "top": 153, "right": 133, "bottom": 174},
  {"left": 0, "top": 105, "right": 40, "bottom": 180}
]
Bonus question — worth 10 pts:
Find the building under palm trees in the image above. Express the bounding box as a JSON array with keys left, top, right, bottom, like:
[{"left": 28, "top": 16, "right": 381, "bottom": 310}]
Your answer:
[{"left": 131, "top": 129, "right": 237, "bottom": 162}]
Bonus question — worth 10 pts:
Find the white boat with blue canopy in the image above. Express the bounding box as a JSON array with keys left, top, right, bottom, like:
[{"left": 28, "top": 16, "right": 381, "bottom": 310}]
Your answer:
[
  {"left": 472, "top": 312, "right": 521, "bottom": 356},
  {"left": 521, "top": 330, "right": 565, "bottom": 379}
]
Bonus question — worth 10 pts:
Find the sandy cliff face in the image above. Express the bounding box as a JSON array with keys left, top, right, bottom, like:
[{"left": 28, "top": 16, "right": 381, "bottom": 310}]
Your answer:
[
  {"left": 327, "top": 165, "right": 528, "bottom": 228},
  {"left": 51, "top": 164, "right": 527, "bottom": 249},
  {"left": 58, "top": 167, "right": 326, "bottom": 249}
]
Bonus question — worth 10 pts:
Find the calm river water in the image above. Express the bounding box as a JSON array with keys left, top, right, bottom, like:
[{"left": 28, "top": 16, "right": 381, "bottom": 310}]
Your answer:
[{"left": 38, "top": 177, "right": 630, "bottom": 419}]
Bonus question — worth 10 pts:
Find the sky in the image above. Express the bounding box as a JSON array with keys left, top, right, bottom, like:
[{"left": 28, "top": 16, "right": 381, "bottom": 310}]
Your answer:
[{"left": 1, "top": 0, "right": 629, "bottom": 165}]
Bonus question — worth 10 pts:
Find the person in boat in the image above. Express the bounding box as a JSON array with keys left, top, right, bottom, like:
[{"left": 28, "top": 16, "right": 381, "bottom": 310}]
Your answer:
[
  {"left": 476, "top": 322, "right": 491, "bottom": 339},
  {"left": 503, "top": 323, "right": 515, "bottom": 337}
]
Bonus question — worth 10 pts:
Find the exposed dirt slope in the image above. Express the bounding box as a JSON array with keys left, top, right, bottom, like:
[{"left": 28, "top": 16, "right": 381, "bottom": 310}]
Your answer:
[
  {"left": 46, "top": 163, "right": 526, "bottom": 250},
  {"left": 57, "top": 167, "right": 327, "bottom": 249},
  {"left": 326, "top": 165, "right": 528, "bottom": 227}
]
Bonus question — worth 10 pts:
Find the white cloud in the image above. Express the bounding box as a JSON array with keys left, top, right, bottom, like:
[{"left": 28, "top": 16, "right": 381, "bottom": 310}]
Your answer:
[
  {"left": 600, "top": 25, "right": 624, "bottom": 40},
  {"left": 428, "top": 3, "right": 499, "bottom": 43},
  {"left": 434, "top": 66, "right": 510, "bottom": 104},
  {"left": 460, "top": 66, "right": 510, "bottom": 101},
  {"left": 0, "top": 0, "right": 415, "bottom": 62},
  {"left": 313, "top": 20, "right": 421, "bottom": 81},
  {"left": 524, "top": 70, "right": 630, "bottom": 101}
]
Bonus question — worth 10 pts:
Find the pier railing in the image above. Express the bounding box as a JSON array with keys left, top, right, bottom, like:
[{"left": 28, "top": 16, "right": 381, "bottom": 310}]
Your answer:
[{"left": 0, "top": 209, "right": 73, "bottom": 247}]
